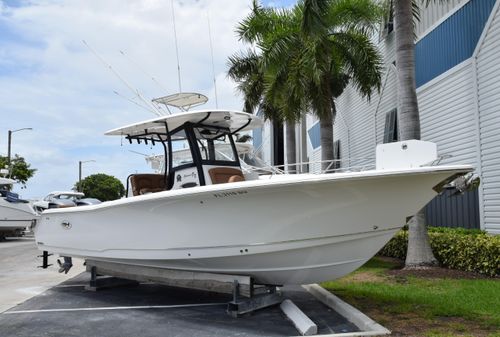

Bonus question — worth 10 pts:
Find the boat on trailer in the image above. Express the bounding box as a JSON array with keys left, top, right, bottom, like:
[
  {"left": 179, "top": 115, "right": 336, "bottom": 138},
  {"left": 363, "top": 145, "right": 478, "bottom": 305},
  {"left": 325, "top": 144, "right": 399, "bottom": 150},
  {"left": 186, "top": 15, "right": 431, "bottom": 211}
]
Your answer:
[{"left": 34, "top": 109, "right": 472, "bottom": 285}]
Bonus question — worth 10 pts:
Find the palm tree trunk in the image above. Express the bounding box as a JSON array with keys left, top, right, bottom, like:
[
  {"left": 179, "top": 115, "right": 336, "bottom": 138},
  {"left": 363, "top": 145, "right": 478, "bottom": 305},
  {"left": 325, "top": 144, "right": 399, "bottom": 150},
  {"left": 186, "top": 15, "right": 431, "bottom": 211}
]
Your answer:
[
  {"left": 395, "top": 0, "right": 420, "bottom": 140},
  {"left": 320, "top": 105, "right": 335, "bottom": 172},
  {"left": 394, "top": 0, "right": 437, "bottom": 268},
  {"left": 405, "top": 208, "right": 438, "bottom": 268},
  {"left": 286, "top": 120, "right": 297, "bottom": 174}
]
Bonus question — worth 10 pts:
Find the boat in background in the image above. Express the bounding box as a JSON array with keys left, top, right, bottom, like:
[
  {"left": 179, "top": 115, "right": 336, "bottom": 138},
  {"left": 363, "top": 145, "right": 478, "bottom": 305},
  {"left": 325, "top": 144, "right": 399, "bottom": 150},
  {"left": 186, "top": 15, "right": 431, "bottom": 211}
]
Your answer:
[
  {"left": 33, "top": 191, "right": 101, "bottom": 213},
  {"left": 145, "top": 142, "right": 274, "bottom": 177},
  {"left": 0, "top": 177, "right": 38, "bottom": 239},
  {"left": 34, "top": 106, "right": 473, "bottom": 285}
]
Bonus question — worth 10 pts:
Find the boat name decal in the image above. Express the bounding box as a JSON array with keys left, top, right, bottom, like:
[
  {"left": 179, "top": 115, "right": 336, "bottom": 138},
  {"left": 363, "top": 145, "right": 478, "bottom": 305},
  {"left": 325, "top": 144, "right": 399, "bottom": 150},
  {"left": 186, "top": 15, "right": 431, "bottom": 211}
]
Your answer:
[
  {"left": 183, "top": 172, "right": 196, "bottom": 179},
  {"left": 212, "top": 190, "right": 248, "bottom": 198}
]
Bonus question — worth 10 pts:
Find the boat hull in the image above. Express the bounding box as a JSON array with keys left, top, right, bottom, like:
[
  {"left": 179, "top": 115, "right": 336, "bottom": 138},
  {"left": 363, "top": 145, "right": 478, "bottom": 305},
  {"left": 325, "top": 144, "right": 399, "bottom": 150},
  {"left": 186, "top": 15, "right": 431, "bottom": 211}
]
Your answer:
[
  {"left": 92, "top": 228, "right": 397, "bottom": 284},
  {"left": 0, "top": 202, "right": 37, "bottom": 235},
  {"left": 35, "top": 166, "right": 470, "bottom": 284}
]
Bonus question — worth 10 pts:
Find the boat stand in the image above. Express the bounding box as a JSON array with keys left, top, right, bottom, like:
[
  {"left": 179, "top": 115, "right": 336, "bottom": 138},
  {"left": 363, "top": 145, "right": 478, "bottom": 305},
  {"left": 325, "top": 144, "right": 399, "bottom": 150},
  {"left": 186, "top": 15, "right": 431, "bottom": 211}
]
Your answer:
[
  {"left": 227, "top": 280, "right": 282, "bottom": 317},
  {"left": 84, "top": 260, "right": 282, "bottom": 316},
  {"left": 86, "top": 266, "right": 139, "bottom": 291},
  {"left": 37, "top": 251, "right": 53, "bottom": 269}
]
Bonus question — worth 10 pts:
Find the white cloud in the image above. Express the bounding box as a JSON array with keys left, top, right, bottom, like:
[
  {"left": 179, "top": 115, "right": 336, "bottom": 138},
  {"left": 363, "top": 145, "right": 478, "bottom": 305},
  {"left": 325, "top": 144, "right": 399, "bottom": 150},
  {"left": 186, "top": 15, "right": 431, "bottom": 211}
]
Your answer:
[{"left": 0, "top": 0, "right": 255, "bottom": 198}]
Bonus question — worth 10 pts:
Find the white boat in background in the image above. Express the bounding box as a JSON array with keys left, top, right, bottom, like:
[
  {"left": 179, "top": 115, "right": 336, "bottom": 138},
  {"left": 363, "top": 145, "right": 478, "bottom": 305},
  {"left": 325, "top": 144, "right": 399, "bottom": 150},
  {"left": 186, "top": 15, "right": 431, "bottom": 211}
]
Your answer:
[
  {"left": 33, "top": 191, "right": 101, "bottom": 213},
  {"left": 0, "top": 177, "right": 38, "bottom": 238},
  {"left": 145, "top": 142, "right": 273, "bottom": 177},
  {"left": 34, "top": 107, "right": 473, "bottom": 285}
]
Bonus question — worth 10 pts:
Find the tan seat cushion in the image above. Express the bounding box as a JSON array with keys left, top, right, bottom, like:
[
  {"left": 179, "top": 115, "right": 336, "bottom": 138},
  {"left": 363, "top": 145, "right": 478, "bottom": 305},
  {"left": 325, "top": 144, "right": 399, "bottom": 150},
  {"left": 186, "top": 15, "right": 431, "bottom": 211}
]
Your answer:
[
  {"left": 228, "top": 175, "right": 245, "bottom": 183},
  {"left": 139, "top": 187, "right": 166, "bottom": 195},
  {"left": 130, "top": 174, "right": 167, "bottom": 196},
  {"left": 208, "top": 168, "right": 245, "bottom": 184}
]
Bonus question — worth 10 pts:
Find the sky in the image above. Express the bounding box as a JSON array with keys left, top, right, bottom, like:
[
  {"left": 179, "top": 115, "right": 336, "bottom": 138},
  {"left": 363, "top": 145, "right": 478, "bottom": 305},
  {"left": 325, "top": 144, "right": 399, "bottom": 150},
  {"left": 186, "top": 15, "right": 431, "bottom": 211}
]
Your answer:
[{"left": 0, "top": 0, "right": 294, "bottom": 199}]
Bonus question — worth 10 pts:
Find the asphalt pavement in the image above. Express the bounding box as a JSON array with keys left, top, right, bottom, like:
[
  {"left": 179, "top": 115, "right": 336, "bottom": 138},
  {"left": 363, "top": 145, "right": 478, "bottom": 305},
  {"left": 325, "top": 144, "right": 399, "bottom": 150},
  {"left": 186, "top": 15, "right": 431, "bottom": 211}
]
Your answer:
[{"left": 0, "top": 237, "right": 360, "bottom": 337}]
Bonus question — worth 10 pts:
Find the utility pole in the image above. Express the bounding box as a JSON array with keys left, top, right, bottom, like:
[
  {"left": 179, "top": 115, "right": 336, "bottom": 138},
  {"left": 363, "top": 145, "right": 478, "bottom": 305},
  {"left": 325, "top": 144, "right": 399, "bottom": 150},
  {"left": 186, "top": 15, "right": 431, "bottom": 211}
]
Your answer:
[
  {"left": 78, "top": 160, "right": 95, "bottom": 192},
  {"left": 7, "top": 128, "right": 32, "bottom": 175},
  {"left": 7, "top": 130, "right": 12, "bottom": 166},
  {"left": 78, "top": 161, "right": 82, "bottom": 190}
]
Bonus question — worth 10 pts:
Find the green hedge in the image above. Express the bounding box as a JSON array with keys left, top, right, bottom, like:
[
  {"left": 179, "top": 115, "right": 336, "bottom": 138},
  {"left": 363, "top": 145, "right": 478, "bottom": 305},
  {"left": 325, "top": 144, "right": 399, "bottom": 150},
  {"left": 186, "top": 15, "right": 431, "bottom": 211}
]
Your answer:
[{"left": 378, "top": 227, "right": 500, "bottom": 277}]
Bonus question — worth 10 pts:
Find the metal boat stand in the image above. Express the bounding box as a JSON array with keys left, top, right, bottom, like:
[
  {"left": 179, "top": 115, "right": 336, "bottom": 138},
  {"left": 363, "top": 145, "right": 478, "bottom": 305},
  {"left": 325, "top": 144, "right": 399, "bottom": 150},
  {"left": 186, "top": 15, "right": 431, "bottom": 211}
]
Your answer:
[
  {"left": 84, "top": 260, "right": 282, "bottom": 316},
  {"left": 227, "top": 280, "right": 282, "bottom": 317},
  {"left": 37, "top": 251, "right": 53, "bottom": 269},
  {"left": 86, "top": 266, "right": 139, "bottom": 291}
]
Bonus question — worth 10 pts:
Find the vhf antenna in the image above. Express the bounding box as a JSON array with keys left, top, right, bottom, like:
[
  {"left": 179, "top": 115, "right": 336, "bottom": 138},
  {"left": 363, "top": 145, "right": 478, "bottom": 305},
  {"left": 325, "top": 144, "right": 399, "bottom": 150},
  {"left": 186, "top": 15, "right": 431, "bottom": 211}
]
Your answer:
[
  {"left": 207, "top": 11, "right": 219, "bottom": 109},
  {"left": 171, "top": 0, "right": 182, "bottom": 92}
]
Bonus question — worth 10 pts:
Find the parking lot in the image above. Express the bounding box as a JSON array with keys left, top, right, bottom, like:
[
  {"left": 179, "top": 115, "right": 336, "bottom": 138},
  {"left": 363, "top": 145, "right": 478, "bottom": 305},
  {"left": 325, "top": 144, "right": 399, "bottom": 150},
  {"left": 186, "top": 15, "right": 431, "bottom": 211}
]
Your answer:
[{"left": 0, "top": 238, "right": 387, "bottom": 337}]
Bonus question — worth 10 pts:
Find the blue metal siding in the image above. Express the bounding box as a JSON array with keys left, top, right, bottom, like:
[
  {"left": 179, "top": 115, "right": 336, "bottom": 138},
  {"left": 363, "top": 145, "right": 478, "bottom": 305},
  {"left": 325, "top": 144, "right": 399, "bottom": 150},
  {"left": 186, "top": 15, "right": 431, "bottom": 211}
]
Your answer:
[
  {"left": 308, "top": 122, "right": 321, "bottom": 149},
  {"left": 425, "top": 189, "right": 480, "bottom": 229},
  {"left": 252, "top": 127, "right": 262, "bottom": 150},
  {"left": 416, "top": 0, "right": 496, "bottom": 87}
]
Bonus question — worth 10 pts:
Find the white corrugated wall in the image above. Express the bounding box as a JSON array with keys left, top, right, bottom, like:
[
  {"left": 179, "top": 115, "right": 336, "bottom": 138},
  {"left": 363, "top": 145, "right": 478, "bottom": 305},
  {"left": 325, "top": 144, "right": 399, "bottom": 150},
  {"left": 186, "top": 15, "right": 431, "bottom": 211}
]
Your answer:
[
  {"left": 415, "top": 0, "right": 466, "bottom": 38},
  {"left": 310, "top": 148, "right": 322, "bottom": 173},
  {"left": 332, "top": 33, "right": 397, "bottom": 169},
  {"left": 418, "top": 61, "right": 477, "bottom": 166},
  {"left": 374, "top": 65, "right": 398, "bottom": 145},
  {"left": 260, "top": 120, "right": 272, "bottom": 164},
  {"left": 476, "top": 2, "right": 500, "bottom": 234},
  {"left": 334, "top": 83, "right": 375, "bottom": 166}
]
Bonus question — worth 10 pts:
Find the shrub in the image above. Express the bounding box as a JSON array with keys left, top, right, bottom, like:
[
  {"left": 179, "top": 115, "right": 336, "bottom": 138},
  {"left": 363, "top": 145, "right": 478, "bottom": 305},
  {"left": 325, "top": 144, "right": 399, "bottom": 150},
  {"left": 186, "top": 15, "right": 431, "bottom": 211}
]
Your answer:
[{"left": 379, "top": 227, "right": 500, "bottom": 277}]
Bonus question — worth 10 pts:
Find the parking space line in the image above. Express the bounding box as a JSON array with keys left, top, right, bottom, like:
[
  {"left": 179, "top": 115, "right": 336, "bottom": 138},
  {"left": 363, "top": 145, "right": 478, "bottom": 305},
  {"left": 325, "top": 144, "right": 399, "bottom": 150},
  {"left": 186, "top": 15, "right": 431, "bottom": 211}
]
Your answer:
[{"left": 4, "top": 303, "right": 226, "bottom": 315}]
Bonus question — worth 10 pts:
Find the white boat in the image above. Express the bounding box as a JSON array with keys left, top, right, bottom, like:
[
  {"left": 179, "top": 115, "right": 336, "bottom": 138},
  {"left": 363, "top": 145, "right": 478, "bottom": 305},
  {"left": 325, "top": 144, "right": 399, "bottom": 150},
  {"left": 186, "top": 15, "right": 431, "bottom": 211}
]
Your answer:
[
  {"left": 0, "top": 177, "right": 38, "bottom": 238},
  {"left": 33, "top": 191, "right": 101, "bottom": 213},
  {"left": 145, "top": 142, "right": 274, "bottom": 177},
  {"left": 34, "top": 109, "right": 472, "bottom": 285}
]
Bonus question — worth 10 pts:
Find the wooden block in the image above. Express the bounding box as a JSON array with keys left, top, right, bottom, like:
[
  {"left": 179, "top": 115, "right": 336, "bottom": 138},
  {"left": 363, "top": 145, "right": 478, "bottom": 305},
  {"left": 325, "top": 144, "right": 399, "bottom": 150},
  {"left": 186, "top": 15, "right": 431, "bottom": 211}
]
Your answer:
[{"left": 85, "top": 260, "right": 252, "bottom": 297}]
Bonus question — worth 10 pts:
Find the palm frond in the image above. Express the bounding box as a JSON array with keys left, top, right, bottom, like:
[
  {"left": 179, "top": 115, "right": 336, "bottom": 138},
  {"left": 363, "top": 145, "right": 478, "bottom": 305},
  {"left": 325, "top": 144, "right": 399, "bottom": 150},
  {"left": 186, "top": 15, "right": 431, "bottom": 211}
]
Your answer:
[
  {"left": 326, "top": 0, "right": 383, "bottom": 34},
  {"left": 330, "top": 31, "right": 383, "bottom": 99},
  {"left": 301, "top": 0, "right": 331, "bottom": 36},
  {"left": 227, "top": 49, "right": 260, "bottom": 81}
]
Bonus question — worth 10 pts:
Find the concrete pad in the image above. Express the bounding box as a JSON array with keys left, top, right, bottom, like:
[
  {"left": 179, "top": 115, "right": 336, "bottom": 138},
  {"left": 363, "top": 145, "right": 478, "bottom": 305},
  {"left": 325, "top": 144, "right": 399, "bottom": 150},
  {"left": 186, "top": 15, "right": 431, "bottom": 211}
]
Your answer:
[{"left": 0, "top": 237, "right": 85, "bottom": 313}]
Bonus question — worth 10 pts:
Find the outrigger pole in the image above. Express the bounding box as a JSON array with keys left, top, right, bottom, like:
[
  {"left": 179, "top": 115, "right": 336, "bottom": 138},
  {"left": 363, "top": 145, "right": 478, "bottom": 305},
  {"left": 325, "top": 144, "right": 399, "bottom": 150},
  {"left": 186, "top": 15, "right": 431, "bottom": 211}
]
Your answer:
[{"left": 82, "top": 40, "right": 163, "bottom": 117}]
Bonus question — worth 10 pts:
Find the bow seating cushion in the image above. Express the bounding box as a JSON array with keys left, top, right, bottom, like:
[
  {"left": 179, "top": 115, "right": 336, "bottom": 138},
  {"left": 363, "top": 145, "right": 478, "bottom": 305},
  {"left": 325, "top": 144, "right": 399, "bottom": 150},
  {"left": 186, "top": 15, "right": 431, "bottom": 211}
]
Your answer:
[
  {"left": 208, "top": 167, "right": 245, "bottom": 184},
  {"left": 130, "top": 174, "right": 167, "bottom": 196}
]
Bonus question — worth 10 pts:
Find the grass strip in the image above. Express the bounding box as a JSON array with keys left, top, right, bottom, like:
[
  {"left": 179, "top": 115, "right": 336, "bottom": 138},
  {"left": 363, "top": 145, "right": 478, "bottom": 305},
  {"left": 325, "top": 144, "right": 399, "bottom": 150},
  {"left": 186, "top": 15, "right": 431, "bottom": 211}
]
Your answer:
[{"left": 321, "top": 259, "right": 500, "bottom": 328}]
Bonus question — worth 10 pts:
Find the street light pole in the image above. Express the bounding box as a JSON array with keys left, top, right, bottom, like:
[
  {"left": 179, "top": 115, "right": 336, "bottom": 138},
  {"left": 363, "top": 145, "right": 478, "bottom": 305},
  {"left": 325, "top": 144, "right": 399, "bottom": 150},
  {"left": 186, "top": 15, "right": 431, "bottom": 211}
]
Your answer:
[
  {"left": 7, "top": 127, "right": 33, "bottom": 173},
  {"left": 78, "top": 160, "right": 95, "bottom": 192},
  {"left": 7, "top": 130, "right": 12, "bottom": 166},
  {"left": 78, "top": 161, "right": 82, "bottom": 189}
]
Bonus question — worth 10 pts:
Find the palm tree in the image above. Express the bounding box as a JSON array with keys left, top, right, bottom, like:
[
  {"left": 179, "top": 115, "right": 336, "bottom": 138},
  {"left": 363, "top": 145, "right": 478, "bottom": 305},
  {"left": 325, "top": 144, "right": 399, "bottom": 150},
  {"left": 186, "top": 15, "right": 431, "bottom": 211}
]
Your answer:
[
  {"left": 392, "top": 0, "right": 451, "bottom": 268},
  {"left": 235, "top": 0, "right": 383, "bottom": 172},
  {"left": 295, "top": 0, "right": 384, "bottom": 171},
  {"left": 229, "top": 5, "right": 304, "bottom": 174}
]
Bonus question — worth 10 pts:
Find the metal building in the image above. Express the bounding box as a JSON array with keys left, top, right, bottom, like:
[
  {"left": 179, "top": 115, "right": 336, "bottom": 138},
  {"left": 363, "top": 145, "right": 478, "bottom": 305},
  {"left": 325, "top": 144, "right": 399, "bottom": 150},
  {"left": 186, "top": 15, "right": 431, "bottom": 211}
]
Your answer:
[{"left": 254, "top": 0, "right": 500, "bottom": 234}]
